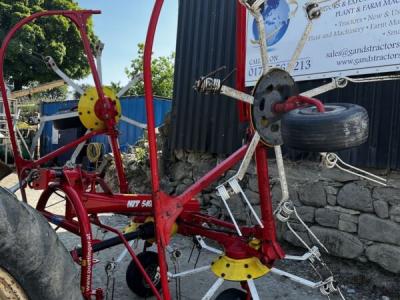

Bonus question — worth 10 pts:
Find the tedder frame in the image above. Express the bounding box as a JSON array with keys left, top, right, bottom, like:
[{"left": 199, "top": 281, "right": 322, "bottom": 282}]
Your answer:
[
  {"left": 0, "top": 4, "right": 284, "bottom": 299},
  {"left": 0, "top": 0, "right": 390, "bottom": 299}
]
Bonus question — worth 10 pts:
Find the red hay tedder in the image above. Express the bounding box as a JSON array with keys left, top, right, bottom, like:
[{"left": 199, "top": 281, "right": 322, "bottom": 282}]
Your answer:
[{"left": 0, "top": 0, "right": 386, "bottom": 299}]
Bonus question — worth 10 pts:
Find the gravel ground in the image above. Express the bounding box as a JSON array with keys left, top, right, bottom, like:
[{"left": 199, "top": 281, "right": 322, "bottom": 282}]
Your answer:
[{"left": 1, "top": 174, "right": 398, "bottom": 300}]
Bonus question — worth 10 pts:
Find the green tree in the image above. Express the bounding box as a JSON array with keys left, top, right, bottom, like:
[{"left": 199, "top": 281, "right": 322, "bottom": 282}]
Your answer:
[
  {"left": 123, "top": 43, "right": 175, "bottom": 98},
  {"left": 34, "top": 84, "right": 68, "bottom": 101},
  {"left": 0, "top": 0, "right": 97, "bottom": 90}
]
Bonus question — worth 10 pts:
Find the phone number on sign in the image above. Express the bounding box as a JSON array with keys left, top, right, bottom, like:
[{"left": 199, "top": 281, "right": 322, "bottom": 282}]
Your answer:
[{"left": 248, "top": 59, "right": 311, "bottom": 78}]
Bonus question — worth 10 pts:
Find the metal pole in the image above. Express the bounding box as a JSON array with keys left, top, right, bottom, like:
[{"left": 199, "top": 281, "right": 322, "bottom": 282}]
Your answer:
[{"left": 143, "top": 0, "right": 171, "bottom": 299}]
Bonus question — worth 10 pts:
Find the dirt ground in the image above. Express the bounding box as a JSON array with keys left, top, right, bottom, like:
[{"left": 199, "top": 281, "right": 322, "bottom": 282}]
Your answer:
[{"left": 0, "top": 173, "right": 397, "bottom": 300}]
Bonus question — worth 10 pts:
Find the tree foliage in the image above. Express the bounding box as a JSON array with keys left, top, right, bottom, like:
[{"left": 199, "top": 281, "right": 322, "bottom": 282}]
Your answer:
[
  {"left": 0, "top": 0, "right": 97, "bottom": 90},
  {"left": 33, "top": 83, "right": 68, "bottom": 101},
  {"left": 122, "top": 43, "right": 175, "bottom": 98}
]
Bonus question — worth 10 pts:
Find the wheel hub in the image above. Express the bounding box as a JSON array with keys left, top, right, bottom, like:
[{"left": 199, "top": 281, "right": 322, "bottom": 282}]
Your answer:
[
  {"left": 0, "top": 267, "right": 28, "bottom": 300},
  {"left": 251, "top": 68, "right": 296, "bottom": 146}
]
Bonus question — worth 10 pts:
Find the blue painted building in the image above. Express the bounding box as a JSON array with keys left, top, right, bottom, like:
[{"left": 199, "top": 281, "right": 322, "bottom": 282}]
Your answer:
[{"left": 40, "top": 96, "right": 172, "bottom": 163}]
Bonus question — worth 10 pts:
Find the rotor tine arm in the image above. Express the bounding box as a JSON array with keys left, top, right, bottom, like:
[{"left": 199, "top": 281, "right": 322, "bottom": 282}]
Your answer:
[
  {"left": 194, "top": 77, "right": 254, "bottom": 104},
  {"left": 236, "top": 132, "right": 260, "bottom": 181},
  {"left": 220, "top": 85, "right": 254, "bottom": 104},
  {"left": 287, "top": 2, "right": 325, "bottom": 73},
  {"left": 94, "top": 41, "right": 104, "bottom": 84},
  {"left": 300, "top": 77, "right": 348, "bottom": 98},
  {"left": 44, "top": 56, "right": 84, "bottom": 95},
  {"left": 270, "top": 267, "right": 323, "bottom": 288},
  {"left": 274, "top": 145, "right": 289, "bottom": 207},
  {"left": 120, "top": 115, "right": 147, "bottom": 129},
  {"left": 345, "top": 74, "right": 400, "bottom": 83},
  {"left": 238, "top": 1, "right": 270, "bottom": 74},
  {"left": 247, "top": 279, "right": 260, "bottom": 300},
  {"left": 201, "top": 278, "right": 225, "bottom": 300},
  {"left": 195, "top": 236, "right": 223, "bottom": 255},
  {"left": 117, "top": 73, "right": 143, "bottom": 98},
  {"left": 253, "top": 10, "right": 270, "bottom": 75},
  {"left": 302, "top": 73, "right": 400, "bottom": 98},
  {"left": 287, "top": 20, "right": 313, "bottom": 74}
]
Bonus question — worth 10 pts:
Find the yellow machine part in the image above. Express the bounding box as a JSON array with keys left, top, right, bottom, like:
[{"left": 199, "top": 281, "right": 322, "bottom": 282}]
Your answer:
[
  {"left": 249, "top": 238, "right": 261, "bottom": 250},
  {"left": 78, "top": 86, "right": 121, "bottom": 130},
  {"left": 211, "top": 255, "right": 270, "bottom": 281},
  {"left": 86, "top": 143, "right": 103, "bottom": 163},
  {"left": 123, "top": 217, "right": 178, "bottom": 243}
]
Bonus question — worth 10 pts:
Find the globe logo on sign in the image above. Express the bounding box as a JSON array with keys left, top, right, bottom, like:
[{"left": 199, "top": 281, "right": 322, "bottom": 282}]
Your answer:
[{"left": 252, "top": 0, "right": 291, "bottom": 47}]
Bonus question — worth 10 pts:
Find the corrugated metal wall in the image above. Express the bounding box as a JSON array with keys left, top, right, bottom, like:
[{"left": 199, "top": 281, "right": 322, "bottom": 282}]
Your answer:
[
  {"left": 41, "top": 96, "right": 172, "bottom": 160},
  {"left": 170, "top": 1, "right": 400, "bottom": 170},
  {"left": 170, "top": 0, "right": 245, "bottom": 154}
]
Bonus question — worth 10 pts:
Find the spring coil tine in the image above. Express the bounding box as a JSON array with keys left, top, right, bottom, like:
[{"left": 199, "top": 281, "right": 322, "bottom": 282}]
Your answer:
[
  {"left": 228, "top": 179, "right": 264, "bottom": 228},
  {"left": 217, "top": 186, "right": 243, "bottom": 236},
  {"left": 293, "top": 207, "right": 329, "bottom": 254},
  {"left": 322, "top": 153, "right": 387, "bottom": 186},
  {"left": 287, "top": 222, "right": 314, "bottom": 253}
]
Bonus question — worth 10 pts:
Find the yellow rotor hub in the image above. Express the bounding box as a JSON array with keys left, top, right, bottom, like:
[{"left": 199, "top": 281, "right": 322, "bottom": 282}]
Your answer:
[
  {"left": 211, "top": 255, "right": 270, "bottom": 281},
  {"left": 123, "top": 217, "right": 178, "bottom": 243},
  {"left": 78, "top": 86, "right": 121, "bottom": 130}
]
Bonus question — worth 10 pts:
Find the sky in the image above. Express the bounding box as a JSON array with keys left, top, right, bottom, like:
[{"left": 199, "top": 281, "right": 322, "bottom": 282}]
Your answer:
[{"left": 76, "top": 0, "right": 178, "bottom": 86}]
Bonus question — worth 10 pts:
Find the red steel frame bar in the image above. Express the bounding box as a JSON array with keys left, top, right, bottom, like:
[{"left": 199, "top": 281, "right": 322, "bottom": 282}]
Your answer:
[
  {"left": 143, "top": 0, "right": 171, "bottom": 298},
  {"left": 0, "top": 11, "right": 97, "bottom": 189},
  {"left": 58, "top": 183, "right": 94, "bottom": 296},
  {"left": 29, "top": 129, "right": 104, "bottom": 168},
  {"left": 179, "top": 144, "right": 248, "bottom": 201},
  {"left": 255, "top": 145, "right": 285, "bottom": 261},
  {"left": 235, "top": 1, "right": 285, "bottom": 262},
  {"left": 92, "top": 221, "right": 162, "bottom": 299}
]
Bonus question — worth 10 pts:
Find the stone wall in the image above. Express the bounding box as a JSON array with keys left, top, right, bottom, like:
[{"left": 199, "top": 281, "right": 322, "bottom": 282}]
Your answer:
[{"left": 168, "top": 150, "right": 400, "bottom": 274}]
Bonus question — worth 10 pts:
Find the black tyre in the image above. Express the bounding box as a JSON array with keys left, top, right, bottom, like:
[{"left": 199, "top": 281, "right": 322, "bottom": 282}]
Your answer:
[
  {"left": 126, "top": 251, "right": 161, "bottom": 298},
  {"left": 215, "top": 288, "right": 248, "bottom": 300},
  {"left": 281, "top": 103, "right": 369, "bottom": 152},
  {"left": 0, "top": 187, "right": 82, "bottom": 300}
]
